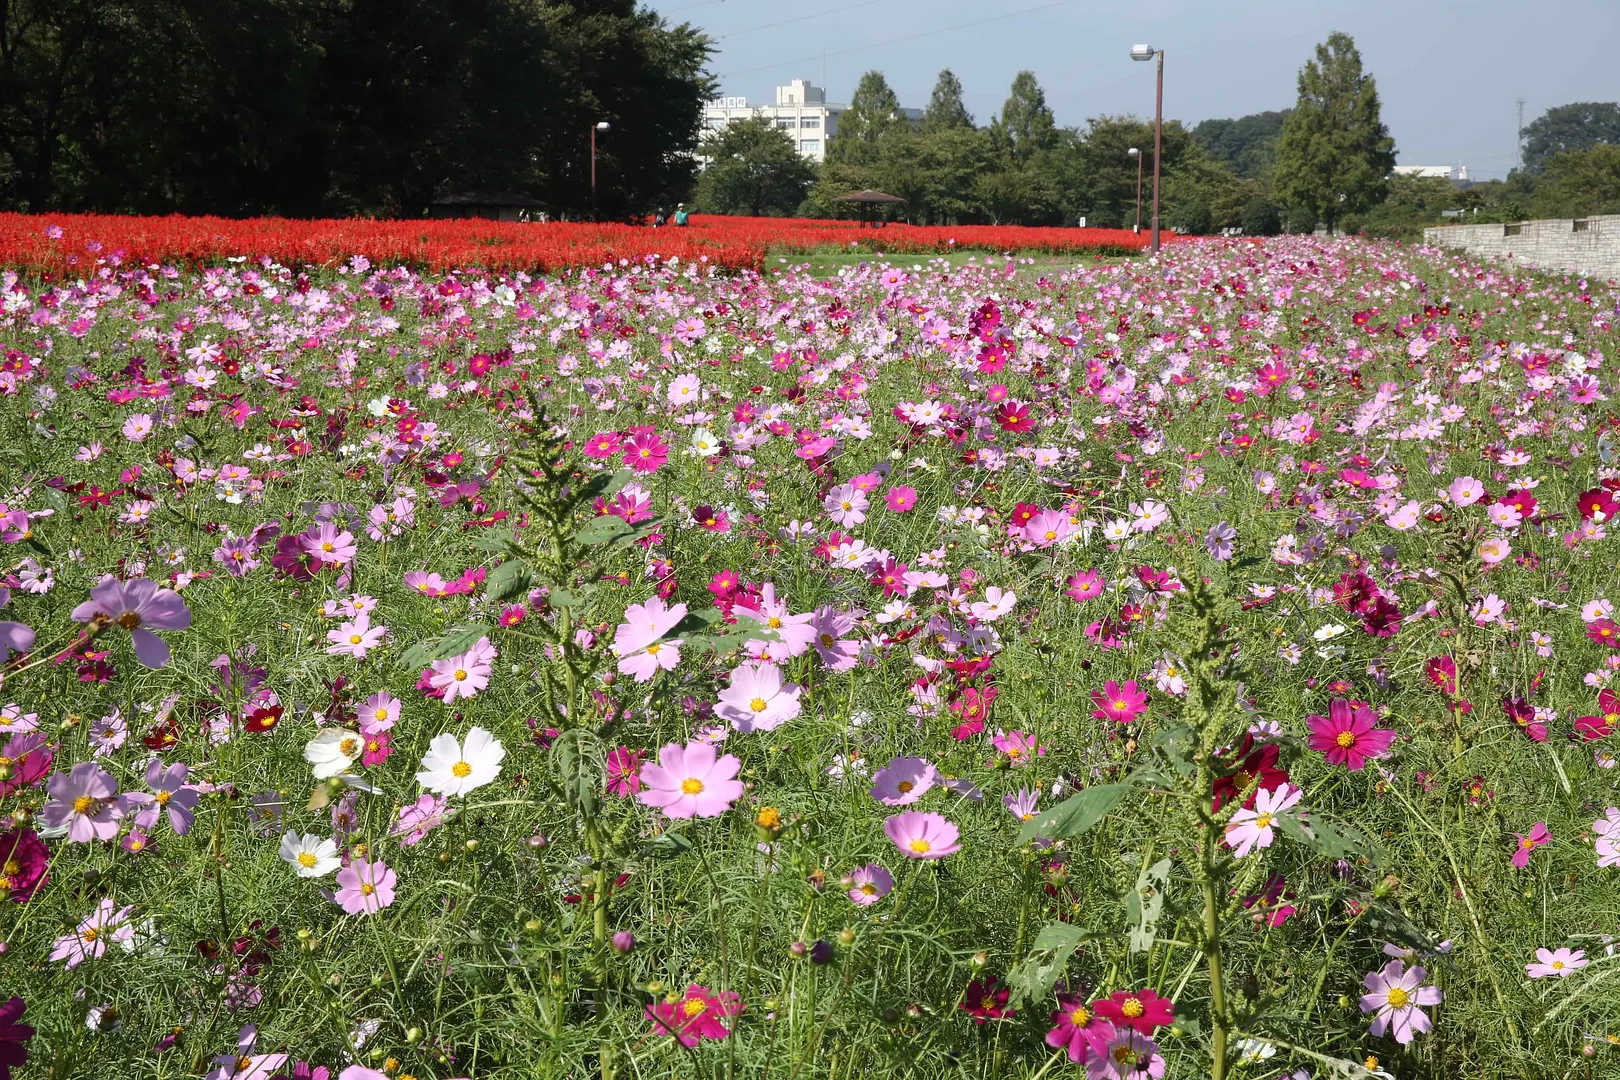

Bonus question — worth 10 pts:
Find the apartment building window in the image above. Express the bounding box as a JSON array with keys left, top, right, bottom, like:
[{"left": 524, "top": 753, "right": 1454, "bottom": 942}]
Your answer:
[
  {"left": 800, "top": 116, "right": 820, "bottom": 129},
  {"left": 800, "top": 139, "right": 821, "bottom": 154},
  {"left": 776, "top": 118, "right": 795, "bottom": 129}
]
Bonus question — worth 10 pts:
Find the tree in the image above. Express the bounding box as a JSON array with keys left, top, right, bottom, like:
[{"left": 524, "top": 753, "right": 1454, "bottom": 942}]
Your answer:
[
  {"left": 921, "top": 69, "right": 973, "bottom": 133},
  {"left": 0, "top": 0, "right": 715, "bottom": 218},
  {"left": 994, "top": 70, "right": 1057, "bottom": 164},
  {"left": 1273, "top": 32, "right": 1396, "bottom": 233},
  {"left": 692, "top": 117, "right": 815, "bottom": 216},
  {"left": 1530, "top": 144, "right": 1620, "bottom": 217},
  {"left": 826, "top": 70, "right": 901, "bottom": 167},
  {"left": 1240, "top": 197, "right": 1282, "bottom": 236},
  {"left": 1520, "top": 102, "right": 1620, "bottom": 174},
  {"left": 1070, "top": 115, "right": 1240, "bottom": 232},
  {"left": 1191, "top": 111, "right": 1291, "bottom": 180}
]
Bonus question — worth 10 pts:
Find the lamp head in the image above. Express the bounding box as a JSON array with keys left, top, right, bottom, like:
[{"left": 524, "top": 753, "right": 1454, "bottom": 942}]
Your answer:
[
  {"left": 595, "top": 121, "right": 612, "bottom": 132},
  {"left": 1128, "top": 147, "right": 1140, "bottom": 158},
  {"left": 1129, "top": 44, "right": 1156, "bottom": 62}
]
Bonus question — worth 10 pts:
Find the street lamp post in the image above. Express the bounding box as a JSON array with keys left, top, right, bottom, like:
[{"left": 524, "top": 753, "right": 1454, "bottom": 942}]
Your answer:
[
  {"left": 1127, "top": 147, "right": 1142, "bottom": 234},
  {"left": 591, "top": 120, "right": 611, "bottom": 221},
  {"left": 1129, "top": 44, "right": 1163, "bottom": 254}
]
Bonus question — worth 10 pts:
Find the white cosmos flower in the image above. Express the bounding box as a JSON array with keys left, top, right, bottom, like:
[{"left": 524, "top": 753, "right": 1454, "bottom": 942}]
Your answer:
[
  {"left": 304, "top": 728, "right": 364, "bottom": 779},
  {"left": 689, "top": 428, "right": 721, "bottom": 457},
  {"left": 416, "top": 726, "right": 506, "bottom": 797},
  {"left": 279, "top": 830, "right": 341, "bottom": 878}
]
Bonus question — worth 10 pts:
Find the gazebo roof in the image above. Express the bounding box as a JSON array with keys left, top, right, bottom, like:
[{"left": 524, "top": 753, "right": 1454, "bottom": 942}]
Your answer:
[{"left": 831, "top": 189, "right": 906, "bottom": 204}]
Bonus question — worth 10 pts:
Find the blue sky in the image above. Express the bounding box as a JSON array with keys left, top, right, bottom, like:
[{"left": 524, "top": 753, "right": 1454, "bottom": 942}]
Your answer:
[{"left": 645, "top": 0, "right": 1619, "bottom": 180}]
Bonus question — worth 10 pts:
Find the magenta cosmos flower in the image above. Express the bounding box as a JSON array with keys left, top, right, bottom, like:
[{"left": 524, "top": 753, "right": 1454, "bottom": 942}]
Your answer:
[
  {"left": 1045, "top": 993, "right": 1116, "bottom": 1064},
  {"left": 70, "top": 576, "right": 190, "bottom": 668},
  {"left": 884, "top": 811, "right": 960, "bottom": 859},
  {"left": 1359, "top": 960, "right": 1441, "bottom": 1044},
  {"left": 645, "top": 984, "right": 743, "bottom": 1046},
  {"left": 1511, "top": 821, "right": 1551, "bottom": 867},
  {"left": 334, "top": 857, "right": 397, "bottom": 915},
  {"left": 0, "top": 995, "right": 33, "bottom": 1080},
  {"left": 1305, "top": 698, "right": 1396, "bottom": 771},
  {"left": 884, "top": 485, "right": 918, "bottom": 513},
  {"left": 1090, "top": 679, "right": 1149, "bottom": 724},
  {"left": 637, "top": 741, "right": 743, "bottom": 819}
]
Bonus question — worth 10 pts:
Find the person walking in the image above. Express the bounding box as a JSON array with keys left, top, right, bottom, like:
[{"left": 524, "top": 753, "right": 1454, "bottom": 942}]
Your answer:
[
  {"left": 653, "top": 207, "right": 667, "bottom": 227},
  {"left": 673, "top": 203, "right": 689, "bottom": 227}
]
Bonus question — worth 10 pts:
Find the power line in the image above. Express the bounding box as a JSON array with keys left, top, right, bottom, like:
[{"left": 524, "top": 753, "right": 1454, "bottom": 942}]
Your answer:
[
  {"left": 716, "top": 0, "right": 1083, "bottom": 79},
  {"left": 719, "top": 0, "right": 890, "bottom": 40}
]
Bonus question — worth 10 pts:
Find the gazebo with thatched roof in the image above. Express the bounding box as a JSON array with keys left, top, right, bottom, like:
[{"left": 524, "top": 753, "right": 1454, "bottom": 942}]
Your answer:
[{"left": 832, "top": 189, "right": 906, "bottom": 228}]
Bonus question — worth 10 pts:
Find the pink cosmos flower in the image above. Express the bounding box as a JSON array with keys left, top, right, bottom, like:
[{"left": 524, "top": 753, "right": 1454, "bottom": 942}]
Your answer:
[
  {"left": 204, "top": 1026, "right": 287, "bottom": 1080},
  {"left": 1065, "top": 570, "right": 1105, "bottom": 602},
  {"left": 391, "top": 794, "right": 452, "bottom": 846},
  {"left": 1594, "top": 807, "right": 1620, "bottom": 867},
  {"left": 991, "top": 729, "right": 1045, "bottom": 765},
  {"left": 122, "top": 413, "right": 154, "bottom": 442},
  {"left": 884, "top": 485, "right": 918, "bottom": 513},
  {"left": 326, "top": 615, "right": 387, "bottom": 659},
  {"left": 0, "top": 826, "right": 48, "bottom": 901},
  {"left": 41, "top": 762, "right": 129, "bottom": 842},
  {"left": 1224, "top": 783, "right": 1303, "bottom": 858},
  {"left": 622, "top": 431, "right": 669, "bottom": 474},
  {"left": 0, "top": 733, "right": 51, "bottom": 798},
  {"left": 1511, "top": 821, "right": 1550, "bottom": 867},
  {"left": 645, "top": 984, "right": 742, "bottom": 1046},
  {"left": 49, "top": 898, "right": 136, "bottom": 969},
  {"left": 809, "top": 606, "right": 860, "bottom": 671},
  {"left": 846, "top": 863, "right": 893, "bottom": 906},
  {"left": 714, "top": 661, "right": 802, "bottom": 732},
  {"left": 823, "top": 483, "right": 869, "bottom": 527},
  {"left": 606, "top": 747, "right": 643, "bottom": 797},
  {"left": 1023, "top": 509, "right": 1073, "bottom": 548},
  {"left": 884, "top": 810, "right": 961, "bottom": 859},
  {"left": 638, "top": 741, "right": 744, "bottom": 819},
  {"left": 1446, "top": 476, "right": 1485, "bottom": 507},
  {"left": 361, "top": 692, "right": 400, "bottom": 734},
  {"left": 1526, "top": 947, "right": 1587, "bottom": 979},
  {"left": 334, "top": 857, "right": 397, "bottom": 915},
  {"left": 404, "top": 570, "right": 449, "bottom": 596},
  {"left": 133, "top": 760, "right": 198, "bottom": 834},
  {"left": 870, "top": 757, "right": 938, "bottom": 806},
  {"left": 1045, "top": 993, "right": 1116, "bottom": 1065},
  {"left": 1358, "top": 960, "right": 1441, "bottom": 1044},
  {"left": 428, "top": 637, "right": 495, "bottom": 703},
  {"left": 70, "top": 575, "right": 191, "bottom": 668},
  {"left": 302, "top": 523, "right": 357, "bottom": 566},
  {"left": 1090, "top": 680, "right": 1149, "bottom": 724},
  {"left": 1094, "top": 1029, "right": 1166, "bottom": 1079},
  {"left": 1305, "top": 699, "right": 1396, "bottom": 771},
  {"left": 583, "top": 432, "right": 621, "bottom": 460}
]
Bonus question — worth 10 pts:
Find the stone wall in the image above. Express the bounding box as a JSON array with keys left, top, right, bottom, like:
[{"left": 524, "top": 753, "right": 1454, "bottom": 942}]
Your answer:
[{"left": 1423, "top": 215, "right": 1620, "bottom": 280}]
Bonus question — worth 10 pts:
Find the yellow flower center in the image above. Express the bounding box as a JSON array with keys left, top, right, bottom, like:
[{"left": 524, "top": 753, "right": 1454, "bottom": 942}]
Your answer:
[
  {"left": 1069, "top": 1006, "right": 1091, "bottom": 1026},
  {"left": 1521, "top": 837, "right": 1536, "bottom": 849},
  {"left": 156, "top": 790, "right": 172, "bottom": 805},
  {"left": 453, "top": 669, "right": 468, "bottom": 682},
  {"left": 1114, "top": 700, "right": 1127, "bottom": 711},
  {"left": 1336, "top": 730, "right": 1356, "bottom": 747},
  {"left": 339, "top": 737, "right": 359, "bottom": 757},
  {"left": 81, "top": 927, "right": 99, "bottom": 943},
  {"left": 646, "top": 642, "right": 662, "bottom": 655},
  {"left": 683, "top": 997, "right": 708, "bottom": 1018},
  {"left": 681, "top": 778, "right": 704, "bottom": 795},
  {"left": 73, "top": 795, "right": 94, "bottom": 814},
  {"left": 349, "top": 634, "right": 362, "bottom": 645},
  {"left": 1385, "top": 986, "right": 1410, "bottom": 1007},
  {"left": 360, "top": 882, "right": 375, "bottom": 896},
  {"left": 1552, "top": 960, "right": 1565, "bottom": 970},
  {"left": 374, "top": 708, "right": 389, "bottom": 721},
  {"left": 298, "top": 852, "right": 317, "bottom": 868},
  {"left": 908, "top": 839, "right": 931, "bottom": 854},
  {"left": 767, "top": 616, "right": 783, "bottom": 629},
  {"left": 1120, "top": 997, "right": 1145, "bottom": 1019},
  {"left": 860, "top": 883, "right": 877, "bottom": 896},
  {"left": 1255, "top": 813, "right": 1274, "bottom": 830},
  {"left": 749, "top": 697, "right": 768, "bottom": 713},
  {"left": 451, "top": 761, "right": 472, "bottom": 778}
]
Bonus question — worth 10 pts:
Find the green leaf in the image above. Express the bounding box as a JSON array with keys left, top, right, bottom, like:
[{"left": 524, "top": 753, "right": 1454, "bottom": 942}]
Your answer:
[
  {"left": 1125, "top": 858, "right": 1171, "bottom": 953},
  {"left": 468, "top": 531, "right": 522, "bottom": 555},
  {"left": 573, "top": 468, "right": 634, "bottom": 508},
  {"left": 1276, "top": 812, "right": 1375, "bottom": 861},
  {"left": 1005, "top": 922, "right": 1092, "bottom": 1009},
  {"left": 39, "top": 486, "right": 68, "bottom": 514},
  {"left": 574, "top": 515, "right": 634, "bottom": 546},
  {"left": 393, "top": 623, "right": 494, "bottom": 672},
  {"left": 640, "top": 831, "right": 693, "bottom": 859},
  {"left": 485, "top": 560, "right": 533, "bottom": 603},
  {"left": 1017, "top": 784, "right": 1129, "bottom": 845}
]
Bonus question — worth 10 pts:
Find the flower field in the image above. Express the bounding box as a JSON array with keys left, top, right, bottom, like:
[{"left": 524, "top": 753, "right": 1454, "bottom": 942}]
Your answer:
[
  {"left": 0, "top": 214, "right": 1156, "bottom": 277},
  {"left": 0, "top": 233, "right": 1617, "bottom": 1080}
]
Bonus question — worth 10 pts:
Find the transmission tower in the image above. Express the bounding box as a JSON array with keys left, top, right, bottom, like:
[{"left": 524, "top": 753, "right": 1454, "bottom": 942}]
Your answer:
[{"left": 1515, "top": 97, "right": 1526, "bottom": 170}]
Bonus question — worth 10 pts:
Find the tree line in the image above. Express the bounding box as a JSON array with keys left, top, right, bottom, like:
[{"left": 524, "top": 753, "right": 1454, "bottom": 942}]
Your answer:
[{"left": 0, "top": 0, "right": 713, "bottom": 218}]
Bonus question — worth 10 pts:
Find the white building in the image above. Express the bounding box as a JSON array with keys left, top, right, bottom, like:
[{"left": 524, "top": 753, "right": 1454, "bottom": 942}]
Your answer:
[
  {"left": 1393, "top": 164, "right": 1471, "bottom": 184},
  {"left": 701, "top": 79, "right": 922, "bottom": 164}
]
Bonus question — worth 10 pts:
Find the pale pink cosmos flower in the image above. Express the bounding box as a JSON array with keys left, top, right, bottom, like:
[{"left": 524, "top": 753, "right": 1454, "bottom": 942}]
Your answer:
[
  {"left": 1526, "top": 947, "right": 1587, "bottom": 979},
  {"left": 737, "top": 584, "right": 818, "bottom": 660},
  {"left": 70, "top": 575, "right": 191, "bottom": 668},
  {"left": 809, "top": 606, "right": 860, "bottom": 671},
  {"left": 334, "top": 857, "right": 397, "bottom": 915},
  {"left": 1384, "top": 500, "right": 1422, "bottom": 530},
  {"left": 122, "top": 412, "right": 154, "bottom": 442},
  {"left": 1476, "top": 536, "right": 1510, "bottom": 565},
  {"left": 1023, "top": 509, "right": 1072, "bottom": 548},
  {"left": 41, "top": 761, "right": 129, "bottom": 842},
  {"left": 846, "top": 863, "right": 894, "bottom": 906},
  {"left": 429, "top": 638, "right": 496, "bottom": 703},
  {"left": 326, "top": 615, "right": 387, "bottom": 659},
  {"left": 302, "top": 523, "right": 357, "bottom": 566},
  {"left": 1486, "top": 502, "right": 1522, "bottom": 529},
  {"left": 204, "top": 1026, "right": 288, "bottom": 1080},
  {"left": 885, "top": 811, "right": 961, "bottom": 860},
  {"left": 1358, "top": 960, "right": 1441, "bottom": 1044},
  {"left": 1446, "top": 476, "right": 1485, "bottom": 507},
  {"left": 614, "top": 595, "right": 687, "bottom": 682},
  {"left": 50, "top": 898, "right": 136, "bottom": 969},
  {"left": 823, "top": 483, "right": 869, "bottom": 527},
  {"left": 392, "top": 793, "right": 452, "bottom": 846},
  {"left": 870, "top": 757, "right": 938, "bottom": 806},
  {"left": 1224, "top": 783, "right": 1303, "bottom": 858},
  {"left": 637, "top": 740, "right": 744, "bottom": 818},
  {"left": 361, "top": 691, "right": 400, "bottom": 734},
  {"left": 1593, "top": 807, "right": 1620, "bottom": 867},
  {"left": 969, "top": 586, "right": 1017, "bottom": 623},
  {"left": 714, "top": 661, "right": 802, "bottom": 732}
]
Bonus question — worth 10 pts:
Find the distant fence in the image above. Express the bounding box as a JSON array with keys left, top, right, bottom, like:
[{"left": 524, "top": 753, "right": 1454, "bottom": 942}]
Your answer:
[{"left": 1424, "top": 215, "right": 1620, "bottom": 280}]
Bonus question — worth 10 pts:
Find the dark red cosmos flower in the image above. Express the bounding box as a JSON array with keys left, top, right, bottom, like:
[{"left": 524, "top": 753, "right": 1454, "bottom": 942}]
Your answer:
[
  {"left": 994, "top": 401, "right": 1034, "bottom": 433},
  {"left": 1361, "top": 596, "right": 1403, "bottom": 638},
  {"left": 1576, "top": 488, "right": 1619, "bottom": 522},
  {"left": 1211, "top": 735, "right": 1288, "bottom": 812},
  {"left": 949, "top": 686, "right": 996, "bottom": 741},
  {"left": 0, "top": 995, "right": 34, "bottom": 1080},
  {"left": 1502, "top": 696, "right": 1547, "bottom": 742},
  {"left": 1423, "top": 655, "right": 1458, "bottom": 695},
  {"left": 960, "top": 977, "right": 1014, "bottom": 1025},
  {"left": 1093, "top": 987, "right": 1174, "bottom": 1035},
  {"left": 1576, "top": 690, "right": 1620, "bottom": 741}
]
